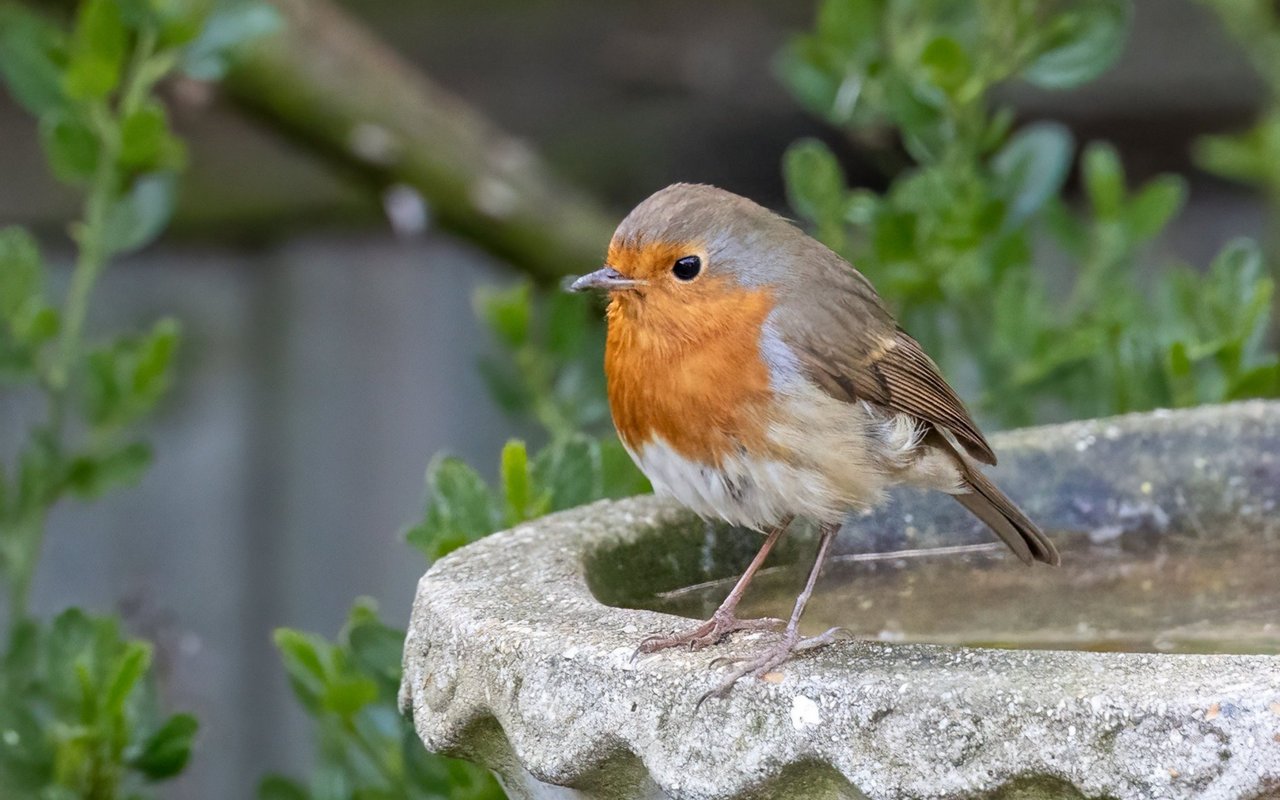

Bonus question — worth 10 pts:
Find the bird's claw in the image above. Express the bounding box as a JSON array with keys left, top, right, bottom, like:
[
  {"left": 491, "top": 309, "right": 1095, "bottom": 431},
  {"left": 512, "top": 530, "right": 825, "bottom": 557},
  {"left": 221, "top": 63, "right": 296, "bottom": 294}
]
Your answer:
[
  {"left": 796, "top": 625, "right": 852, "bottom": 651},
  {"left": 705, "top": 653, "right": 742, "bottom": 670},
  {"left": 695, "top": 626, "right": 850, "bottom": 710},
  {"left": 630, "top": 611, "right": 783, "bottom": 663}
]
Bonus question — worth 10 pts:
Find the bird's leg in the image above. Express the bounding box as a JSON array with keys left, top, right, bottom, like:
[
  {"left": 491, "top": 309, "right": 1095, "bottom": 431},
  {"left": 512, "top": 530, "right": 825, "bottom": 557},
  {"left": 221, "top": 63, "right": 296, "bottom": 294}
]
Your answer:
[
  {"left": 698, "top": 521, "right": 846, "bottom": 705},
  {"left": 635, "top": 516, "right": 793, "bottom": 656}
]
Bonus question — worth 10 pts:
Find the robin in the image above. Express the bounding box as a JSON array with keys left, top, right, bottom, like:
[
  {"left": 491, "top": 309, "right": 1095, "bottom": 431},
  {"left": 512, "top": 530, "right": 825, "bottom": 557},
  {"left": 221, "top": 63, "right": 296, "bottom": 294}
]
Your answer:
[{"left": 570, "top": 183, "right": 1058, "bottom": 700}]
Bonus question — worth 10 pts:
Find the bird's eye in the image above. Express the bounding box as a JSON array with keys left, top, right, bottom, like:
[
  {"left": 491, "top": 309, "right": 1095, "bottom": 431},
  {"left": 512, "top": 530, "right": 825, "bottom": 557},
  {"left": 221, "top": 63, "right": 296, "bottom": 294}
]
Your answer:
[{"left": 672, "top": 255, "right": 701, "bottom": 281}]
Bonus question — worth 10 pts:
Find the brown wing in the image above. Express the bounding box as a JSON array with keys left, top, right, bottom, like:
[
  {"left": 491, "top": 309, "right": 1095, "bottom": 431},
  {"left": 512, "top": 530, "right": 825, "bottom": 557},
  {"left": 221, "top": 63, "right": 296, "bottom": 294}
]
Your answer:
[{"left": 775, "top": 262, "right": 997, "bottom": 466}]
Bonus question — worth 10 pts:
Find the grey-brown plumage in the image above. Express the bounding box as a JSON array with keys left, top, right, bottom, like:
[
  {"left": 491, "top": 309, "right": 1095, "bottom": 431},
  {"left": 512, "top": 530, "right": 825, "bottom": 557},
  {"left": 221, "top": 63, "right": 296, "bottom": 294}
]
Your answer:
[
  {"left": 609, "top": 182, "right": 1059, "bottom": 566},
  {"left": 575, "top": 182, "right": 1058, "bottom": 698},
  {"left": 771, "top": 243, "right": 1057, "bottom": 565},
  {"left": 930, "top": 429, "right": 1058, "bottom": 565}
]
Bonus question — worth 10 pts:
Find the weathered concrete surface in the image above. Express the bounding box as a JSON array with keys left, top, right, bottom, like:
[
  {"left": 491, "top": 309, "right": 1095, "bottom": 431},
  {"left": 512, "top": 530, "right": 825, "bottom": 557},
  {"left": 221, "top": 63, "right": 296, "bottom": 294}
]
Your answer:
[{"left": 401, "top": 402, "right": 1280, "bottom": 800}]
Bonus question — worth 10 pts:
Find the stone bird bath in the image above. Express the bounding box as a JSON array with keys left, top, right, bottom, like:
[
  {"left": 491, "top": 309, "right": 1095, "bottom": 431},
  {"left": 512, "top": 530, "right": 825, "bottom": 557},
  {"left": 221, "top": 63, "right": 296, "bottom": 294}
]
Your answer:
[{"left": 400, "top": 402, "right": 1280, "bottom": 799}]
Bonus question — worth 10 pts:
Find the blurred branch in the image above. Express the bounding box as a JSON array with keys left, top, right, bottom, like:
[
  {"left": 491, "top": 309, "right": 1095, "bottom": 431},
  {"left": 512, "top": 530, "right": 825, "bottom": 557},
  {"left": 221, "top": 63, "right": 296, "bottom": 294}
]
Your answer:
[{"left": 222, "top": 0, "right": 615, "bottom": 282}]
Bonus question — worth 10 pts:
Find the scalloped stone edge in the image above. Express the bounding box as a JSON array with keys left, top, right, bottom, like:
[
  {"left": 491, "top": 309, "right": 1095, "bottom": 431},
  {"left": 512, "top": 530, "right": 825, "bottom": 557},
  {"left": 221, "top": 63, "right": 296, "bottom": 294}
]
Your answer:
[{"left": 401, "top": 402, "right": 1280, "bottom": 800}]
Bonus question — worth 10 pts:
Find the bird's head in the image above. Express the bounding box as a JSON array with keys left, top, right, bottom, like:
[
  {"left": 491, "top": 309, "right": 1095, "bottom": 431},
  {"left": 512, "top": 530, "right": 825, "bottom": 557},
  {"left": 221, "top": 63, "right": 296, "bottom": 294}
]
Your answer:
[{"left": 569, "top": 184, "right": 808, "bottom": 311}]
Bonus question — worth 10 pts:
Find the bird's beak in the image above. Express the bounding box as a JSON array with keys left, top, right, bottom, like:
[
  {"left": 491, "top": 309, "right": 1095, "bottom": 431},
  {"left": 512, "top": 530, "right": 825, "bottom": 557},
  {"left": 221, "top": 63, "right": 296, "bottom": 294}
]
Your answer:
[{"left": 567, "top": 266, "right": 639, "bottom": 293}]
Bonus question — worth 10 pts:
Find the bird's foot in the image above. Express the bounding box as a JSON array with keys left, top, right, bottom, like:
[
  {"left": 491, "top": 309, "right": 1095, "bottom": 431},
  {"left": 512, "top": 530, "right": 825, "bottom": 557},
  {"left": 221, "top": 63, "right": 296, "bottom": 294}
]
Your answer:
[
  {"left": 633, "top": 609, "right": 783, "bottom": 660},
  {"left": 696, "top": 626, "right": 848, "bottom": 709}
]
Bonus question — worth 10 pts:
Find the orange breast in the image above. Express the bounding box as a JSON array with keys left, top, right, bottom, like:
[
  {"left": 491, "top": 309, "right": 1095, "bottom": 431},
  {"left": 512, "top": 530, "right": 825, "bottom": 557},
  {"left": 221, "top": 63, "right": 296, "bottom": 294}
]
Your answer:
[{"left": 605, "top": 279, "right": 777, "bottom": 466}]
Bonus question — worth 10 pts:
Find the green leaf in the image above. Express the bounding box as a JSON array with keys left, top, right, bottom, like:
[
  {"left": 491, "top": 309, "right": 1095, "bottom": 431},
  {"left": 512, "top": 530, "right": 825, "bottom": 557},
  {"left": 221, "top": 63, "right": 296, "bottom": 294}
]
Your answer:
[
  {"left": 0, "top": 698, "right": 50, "bottom": 794},
  {"left": 1209, "top": 238, "right": 1265, "bottom": 306},
  {"left": 258, "top": 775, "right": 311, "bottom": 800},
  {"left": 776, "top": 0, "right": 882, "bottom": 123},
  {"left": 500, "top": 439, "right": 537, "bottom": 525},
  {"left": 0, "top": 8, "right": 68, "bottom": 117},
  {"left": 783, "top": 139, "right": 847, "bottom": 246},
  {"left": 81, "top": 319, "right": 180, "bottom": 431},
  {"left": 1042, "top": 197, "right": 1088, "bottom": 257},
  {"left": 116, "top": 0, "right": 159, "bottom": 29},
  {"left": 0, "top": 228, "right": 56, "bottom": 361},
  {"left": 17, "top": 432, "right": 63, "bottom": 515},
  {"left": 120, "top": 103, "right": 183, "bottom": 171},
  {"left": 531, "top": 435, "right": 599, "bottom": 512},
  {"left": 321, "top": 676, "right": 378, "bottom": 718},
  {"left": 133, "top": 317, "right": 181, "bottom": 405},
  {"left": 1125, "top": 174, "right": 1186, "bottom": 241},
  {"left": 551, "top": 359, "right": 609, "bottom": 432},
  {"left": 131, "top": 713, "right": 198, "bottom": 781},
  {"left": 816, "top": 0, "right": 882, "bottom": 53},
  {"left": 1082, "top": 141, "right": 1125, "bottom": 218},
  {"left": 273, "top": 630, "right": 329, "bottom": 713},
  {"left": 344, "top": 611, "right": 404, "bottom": 692},
  {"left": 981, "top": 106, "right": 1017, "bottom": 154},
  {"left": 11, "top": 305, "right": 59, "bottom": 348},
  {"left": 64, "top": 442, "right": 153, "bottom": 500},
  {"left": 0, "top": 349, "right": 35, "bottom": 390},
  {"left": 599, "top": 437, "right": 649, "bottom": 498},
  {"left": 885, "top": 72, "right": 949, "bottom": 163},
  {"left": 406, "top": 455, "right": 501, "bottom": 560},
  {"left": 1023, "top": 0, "right": 1131, "bottom": 90},
  {"left": 344, "top": 595, "right": 381, "bottom": 629},
  {"left": 63, "top": 0, "right": 127, "bottom": 100},
  {"left": 774, "top": 40, "right": 840, "bottom": 122},
  {"left": 1165, "top": 340, "right": 1195, "bottom": 404},
  {"left": 180, "top": 2, "right": 282, "bottom": 80},
  {"left": 39, "top": 112, "right": 101, "bottom": 185},
  {"left": 544, "top": 291, "right": 592, "bottom": 359},
  {"left": 990, "top": 122, "right": 1074, "bottom": 228},
  {"left": 103, "top": 642, "right": 152, "bottom": 718},
  {"left": 117, "top": 0, "right": 204, "bottom": 46},
  {"left": 0, "top": 227, "right": 43, "bottom": 322},
  {"left": 45, "top": 609, "right": 98, "bottom": 704},
  {"left": 103, "top": 173, "right": 178, "bottom": 255},
  {"left": 474, "top": 283, "right": 531, "bottom": 349},
  {"left": 1194, "top": 118, "right": 1280, "bottom": 186},
  {"left": 1228, "top": 363, "right": 1280, "bottom": 399},
  {"left": 83, "top": 348, "right": 124, "bottom": 428},
  {"left": 869, "top": 207, "right": 916, "bottom": 264},
  {"left": 919, "top": 35, "right": 970, "bottom": 94},
  {"left": 3, "top": 618, "right": 39, "bottom": 677},
  {"left": 476, "top": 356, "right": 533, "bottom": 415}
]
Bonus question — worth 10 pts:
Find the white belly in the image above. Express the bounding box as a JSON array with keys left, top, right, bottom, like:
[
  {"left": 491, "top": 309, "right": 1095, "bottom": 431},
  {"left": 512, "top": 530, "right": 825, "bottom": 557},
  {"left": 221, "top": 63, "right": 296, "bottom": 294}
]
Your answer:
[
  {"left": 627, "top": 436, "right": 832, "bottom": 529},
  {"left": 623, "top": 388, "right": 962, "bottom": 530}
]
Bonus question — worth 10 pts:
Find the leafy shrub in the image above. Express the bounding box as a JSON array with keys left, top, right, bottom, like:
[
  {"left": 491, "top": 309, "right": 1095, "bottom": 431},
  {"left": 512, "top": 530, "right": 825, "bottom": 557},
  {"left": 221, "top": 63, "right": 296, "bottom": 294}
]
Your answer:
[
  {"left": 0, "top": 1, "right": 276, "bottom": 796},
  {"left": 779, "top": 0, "right": 1279, "bottom": 425},
  {"left": 258, "top": 600, "right": 503, "bottom": 800},
  {"left": 0, "top": 610, "right": 197, "bottom": 797},
  {"left": 1194, "top": 1, "right": 1280, "bottom": 238},
  {"left": 473, "top": 283, "right": 610, "bottom": 440}
]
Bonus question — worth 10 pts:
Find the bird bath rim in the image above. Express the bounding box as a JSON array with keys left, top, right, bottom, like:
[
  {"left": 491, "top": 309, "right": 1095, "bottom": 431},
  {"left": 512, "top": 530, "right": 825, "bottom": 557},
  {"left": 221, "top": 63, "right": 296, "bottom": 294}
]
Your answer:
[{"left": 401, "top": 401, "right": 1280, "bottom": 800}]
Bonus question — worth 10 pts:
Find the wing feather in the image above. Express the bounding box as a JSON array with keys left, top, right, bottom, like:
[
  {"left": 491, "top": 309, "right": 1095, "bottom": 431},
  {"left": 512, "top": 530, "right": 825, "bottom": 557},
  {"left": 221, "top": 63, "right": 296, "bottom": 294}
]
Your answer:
[{"left": 776, "top": 261, "right": 997, "bottom": 465}]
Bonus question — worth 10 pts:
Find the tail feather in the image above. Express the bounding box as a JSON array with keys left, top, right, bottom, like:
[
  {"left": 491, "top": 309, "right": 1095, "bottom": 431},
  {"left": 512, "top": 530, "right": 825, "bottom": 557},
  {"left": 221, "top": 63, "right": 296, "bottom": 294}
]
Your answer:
[{"left": 955, "top": 467, "right": 1059, "bottom": 566}]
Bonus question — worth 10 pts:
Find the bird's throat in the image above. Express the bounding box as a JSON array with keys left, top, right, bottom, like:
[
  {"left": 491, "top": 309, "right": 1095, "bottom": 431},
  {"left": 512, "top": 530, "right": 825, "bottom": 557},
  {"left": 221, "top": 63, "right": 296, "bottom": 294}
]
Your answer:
[{"left": 605, "top": 285, "right": 777, "bottom": 466}]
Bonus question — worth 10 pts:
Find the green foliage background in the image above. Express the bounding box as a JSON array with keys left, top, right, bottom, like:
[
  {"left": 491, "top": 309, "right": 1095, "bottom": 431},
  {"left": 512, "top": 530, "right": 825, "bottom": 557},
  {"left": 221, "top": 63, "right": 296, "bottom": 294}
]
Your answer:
[
  {"left": 0, "top": 1, "right": 277, "bottom": 796},
  {"left": 780, "top": 0, "right": 1279, "bottom": 425}
]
